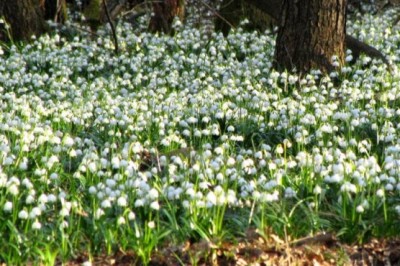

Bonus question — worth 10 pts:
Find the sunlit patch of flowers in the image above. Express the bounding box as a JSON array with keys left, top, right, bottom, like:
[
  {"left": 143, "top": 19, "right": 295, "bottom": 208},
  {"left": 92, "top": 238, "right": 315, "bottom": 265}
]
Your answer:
[{"left": 1, "top": 6, "right": 400, "bottom": 264}]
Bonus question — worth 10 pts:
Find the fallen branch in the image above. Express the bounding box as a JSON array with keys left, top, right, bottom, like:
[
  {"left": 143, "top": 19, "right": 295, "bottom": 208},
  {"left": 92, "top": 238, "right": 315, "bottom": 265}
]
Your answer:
[{"left": 289, "top": 233, "right": 336, "bottom": 247}]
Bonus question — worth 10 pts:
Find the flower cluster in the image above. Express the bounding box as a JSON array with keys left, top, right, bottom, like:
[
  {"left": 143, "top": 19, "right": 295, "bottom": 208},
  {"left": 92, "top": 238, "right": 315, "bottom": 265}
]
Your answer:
[{"left": 0, "top": 5, "right": 399, "bottom": 264}]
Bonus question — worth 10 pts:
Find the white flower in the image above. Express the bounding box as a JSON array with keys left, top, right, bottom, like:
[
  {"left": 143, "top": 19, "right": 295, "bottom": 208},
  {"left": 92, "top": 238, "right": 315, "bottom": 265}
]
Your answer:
[
  {"left": 101, "top": 199, "right": 112, "bottom": 208},
  {"left": 46, "top": 155, "right": 59, "bottom": 169},
  {"left": 3, "top": 156, "right": 14, "bottom": 165},
  {"left": 332, "top": 163, "right": 344, "bottom": 175},
  {"left": 69, "top": 149, "right": 77, "bottom": 157},
  {"left": 361, "top": 200, "right": 369, "bottom": 209},
  {"left": 63, "top": 136, "right": 74, "bottom": 147},
  {"left": 313, "top": 185, "right": 322, "bottom": 195},
  {"left": 182, "top": 200, "right": 190, "bottom": 208},
  {"left": 194, "top": 130, "right": 202, "bottom": 137},
  {"left": 88, "top": 186, "right": 97, "bottom": 194},
  {"left": 262, "top": 190, "right": 279, "bottom": 202},
  {"left": 268, "top": 162, "right": 277, "bottom": 170},
  {"left": 187, "top": 117, "right": 198, "bottom": 124},
  {"left": 210, "top": 161, "right": 220, "bottom": 171},
  {"left": 284, "top": 187, "right": 296, "bottom": 198},
  {"left": 206, "top": 191, "right": 217, "bottom": 207},
  {"left": 376, "top": 189, "right": 385, "bottom": 198},
  {"left": 111, "top": 157, "right": 120, "bottom": 169},
  {"left": 19, "top": 158, "right": 28, "bottom": 170},
  {"left": 50, "top": 173, "right": 58, "bottom": 180},
  {"left": 95, "top": 208, "right": 105, "bottom": 219},
  {"left": 88, "top": 162, "right": 97, "bottom": 173},
  {"left": 385, "top": 183, "right": 394, "bottom": 191},
  {"left": 3, "top": 201, "right": 12, "bottom": 212},
  {"left": 128, "top": 211, "right": 136, "bottom": 220},
  {"left": 345, "top": 54, "right": 353, "bottom": 62},
  {"left": 18, "top": 210, "right": 28, "bottom": 219},
  {"left": 340, "top": 182, "right": 357, "bottom": 193},
  {"left": 186, "top": 187, "right": 196, "bottom": 198},
  {"left": 117, "top": 196, "right": 127, "bottom": 207},
  {"left": 97, "top": 191, "right": 104, "bottom": 200},
  {"left": 60, "top": 207, "right": 70, "bottom": 217},
  {"left": 48, "top": 194, "right": 57, "bottom": 202},
  {"left": 38, "top": 194, "right": 48, "bottom": 204},
  {"left": 227, "top": 125, "right": 235, "bottom": 132},
  {"left": 199, "top": 181, "right": 211, "bottom": 190},
  {"left": 227, "top": 190, "right": 237, "bottom": 205},
  {"left": 134, "top": 199, "right": 144, "bottom": 207},
  {"left": 216, "top": 173, "right": 224, "bottom": 181},
  {"left": 106, "top": 179, "right": 116, "bottom": 188},
  {"left": 148, "top": 188, "right": 159, "bottom": 200},
  {"left": 252, "top": 191, "right": 261, "bottom": 200},
  {"left": 26, "top": 194, "right": 35, "bottom": 204},
  {"left": 275, "top": 145, "right": 284, "bottom": 154},
  {"left": 227, "top": 157, "right": 236, "bottom": 166},
  {"left": 242, "top": 158, "right": 255, "bottom": 174},
  {"left": 29, "top": 207, "right": 42, "bottom": 219},
  {"left": 395, "top": 205, "right": 400, "bottom": 215},
  {"left": 147, "top": 221, "right": 155, "bottom": 229},
  {"left": 8, "top": 184, "right": 19, "bottom": 196},
  {"left": 117, "top": 216, "right": 126, "bottom": 225},
  {"left": 182, "top": 129, "right": 190, "bottom": 136},
  {"left": 356, "top": 205, "right": 364, "bottom": 213},
  {"left": 82, "top": 260, "right": 92, "bottom": 266},
  {"left": 150, "top": 201, "right": 160, "bottom": 210},
  {"left": 60, "top": 220, "right": 69, "bottom": 229},
  {"left": 161, "top": 138, "right": 170, "bottom": 146},
  {"left": 214, "top": 147, "right": 223, "bottom": 155},
  {"left": 254, "top": 151, "right": 263, "bottom": 159},
  {"left": 202, "top": 116, "right": 210, "bottom": 123},
  {"left": 32, "top": 220, "right": 42, "bottom": 230},
  {"left": 330, "top": 174, "right": 344, "bottom": 183}
]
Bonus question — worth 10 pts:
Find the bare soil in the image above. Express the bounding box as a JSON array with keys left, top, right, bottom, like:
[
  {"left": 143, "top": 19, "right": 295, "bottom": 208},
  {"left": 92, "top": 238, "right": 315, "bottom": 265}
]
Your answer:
[{"left": 63, "top": 230, "right": 400, "bottom": 265}]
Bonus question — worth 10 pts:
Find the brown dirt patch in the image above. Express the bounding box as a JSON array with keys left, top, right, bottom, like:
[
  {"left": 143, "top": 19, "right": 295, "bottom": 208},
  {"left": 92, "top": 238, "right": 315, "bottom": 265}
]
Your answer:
[{"left": 62, "top": 231, "right": 400, "bottom": 265}]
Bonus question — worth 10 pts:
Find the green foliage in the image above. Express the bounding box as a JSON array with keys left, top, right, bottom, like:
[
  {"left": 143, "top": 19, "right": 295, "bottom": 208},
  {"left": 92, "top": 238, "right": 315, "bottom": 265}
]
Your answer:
[{"left": 0, "top": 5, "right": 400, "bottom": 265}]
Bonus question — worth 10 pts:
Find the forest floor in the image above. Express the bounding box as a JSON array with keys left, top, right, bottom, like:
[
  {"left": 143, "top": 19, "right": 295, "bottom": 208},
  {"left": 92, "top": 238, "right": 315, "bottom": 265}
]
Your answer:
[{"left": 64, "top": 231, "right": 400, "bottom": 265}]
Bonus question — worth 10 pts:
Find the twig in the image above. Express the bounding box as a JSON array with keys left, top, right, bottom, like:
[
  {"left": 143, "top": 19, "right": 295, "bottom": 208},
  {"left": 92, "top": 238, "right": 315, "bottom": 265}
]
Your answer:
[
  {"left": 56, "top": 22, "right": 100, "bottom": 38},
  {"left": 198, "top": 0, "right": 235, "bottom": 30},
  {"left": 102, "top": 0, "right": 119, "bottom": 55}
]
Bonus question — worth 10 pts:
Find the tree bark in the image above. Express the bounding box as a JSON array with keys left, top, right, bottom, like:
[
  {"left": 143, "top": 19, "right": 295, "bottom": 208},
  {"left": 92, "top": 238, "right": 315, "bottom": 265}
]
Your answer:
[
  {"left": 0, "top": 0, "right": 47, "bottom": 42},
  {"left": 149, "top": 0, "right": 185, "bottom": 33},
  {"left": 217, "top": 0, "right": 388, "bottom": 68},
  {"left": 273, "top": 0, "right": 347, "bottom": 73}
]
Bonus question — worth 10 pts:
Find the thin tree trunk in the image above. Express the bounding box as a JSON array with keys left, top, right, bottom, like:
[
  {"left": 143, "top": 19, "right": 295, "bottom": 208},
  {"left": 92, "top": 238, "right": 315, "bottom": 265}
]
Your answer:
[
  {"left": 44, "top": 0, "right": 68, "bottom": 23},
  {"left": 273, "top": 0, "right": 347, "bottom": 73}
]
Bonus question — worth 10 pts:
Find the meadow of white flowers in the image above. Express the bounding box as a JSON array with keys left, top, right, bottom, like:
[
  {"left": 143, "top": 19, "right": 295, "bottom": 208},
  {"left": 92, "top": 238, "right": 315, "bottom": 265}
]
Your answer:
[{"left": 0, "top": 7, "right": 400, "bottom": 264}]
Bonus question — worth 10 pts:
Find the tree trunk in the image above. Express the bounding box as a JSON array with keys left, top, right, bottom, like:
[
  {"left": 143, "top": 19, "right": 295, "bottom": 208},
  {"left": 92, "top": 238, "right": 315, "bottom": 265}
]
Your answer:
[
  {"left": 149, "top": 0, "right": 185, "bottom": 33},
  {"left": 0, "top": 0, "right": 47, "bottom": 42},
  {"left": 273, "top": 0, "right": 347, "bottom": 73}
]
